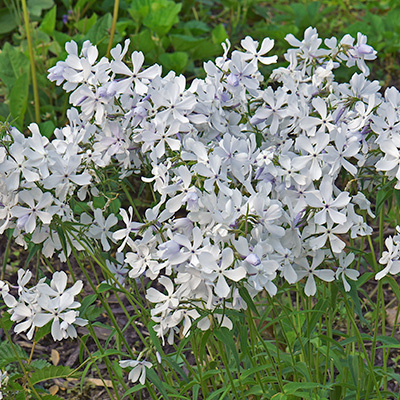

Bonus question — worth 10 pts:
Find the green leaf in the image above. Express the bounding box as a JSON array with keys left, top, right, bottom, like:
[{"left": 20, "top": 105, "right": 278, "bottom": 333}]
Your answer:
[
  {"left": 35, "top": 321, "right": 52, "bottom": 342},
  {"left": 38, "top": 120, "right": 55, "bottom": 139},
  {"left": 214, "top": 327, "right": 240, "bottom": 369},
  {"left": 146, "top": 368, "right": 170, "bottom": 399},
  {"left": 53, "top": 31, "right": 72, "bottom": 49},
  {"left": 159, "top": 52, "right": 188, "bottom": 74},
  {"left": 27, "top": 0, "right": 54, "bottom": 17},
  {"left": 239, "top": 286, "right": 259, "bottom": 316},
  {"left": 212, "top": 24, "right": 228, "bottom": 45},
  {"left": 143, "top": 0, "right": 181, "bottom": 36},
  {"left": 93, "top": 196, "right": 107, "bottom": 209},
  {"left": 75, "top": 13, "right": 98, "bottom": 35},
  {"left": 79, "top": 293, "right": 98, "bottom": 317},
  {"left": 376, "top": 335, "right": 400, "bottom": 348},
  {"left": 382, "top": 275, "right": 400, "bottom": 303},
  {"left": 128, "top": 0, "right": 152, "bottom": 22},
  {"left": 97, "top": 283, "right": 116, "bottom": 293},
  {"left": 0, "top": 43, "right": 29, "bottom": 89},
  {"left": 0, "top": 8, "right": 18, "bottom": 34},
  {"left": 9, "top": 73, "right": 29, "bottom": 129},
  {"left": 284, "top": 381, "right": 326, "bottom": 394},
  {"left": 30, "top": 365, "right": 75, "bottom": 385},
  {"left": 39, "top": 6, "right": 56, "bottom": 35},
  {"left": 0, "top": 341, "right": 27, "bottom": 369},
  {"left": 87, "top": 13, "right": 112, "bottom": 45}
]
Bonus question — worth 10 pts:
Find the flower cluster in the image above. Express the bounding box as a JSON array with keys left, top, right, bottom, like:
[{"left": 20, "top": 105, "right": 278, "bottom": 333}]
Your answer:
[
  {"left": 0, "top": 270, "right": 87, "bottom": 341},
  {"left": 0, "top": 26, "right": 397, "bottom": 345}
]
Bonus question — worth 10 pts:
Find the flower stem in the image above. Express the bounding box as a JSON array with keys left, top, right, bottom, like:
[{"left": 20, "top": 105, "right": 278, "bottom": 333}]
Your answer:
[
  {"left": 107, "top": 0, "right": 120, "bottom": 57},
  {"left": 21, "top": 0, "right": 40, "bottom": 124}
]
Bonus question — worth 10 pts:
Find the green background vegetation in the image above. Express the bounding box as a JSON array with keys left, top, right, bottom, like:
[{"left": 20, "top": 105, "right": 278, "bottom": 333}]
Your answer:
[{"left": 1, "top": 0, "right": 400, "bottom": 133}]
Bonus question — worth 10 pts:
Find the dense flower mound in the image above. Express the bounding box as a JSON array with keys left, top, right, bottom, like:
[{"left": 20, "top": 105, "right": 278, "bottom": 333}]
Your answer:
[{"left": 0, "top": 27, "right": 398, "bottom": 344}]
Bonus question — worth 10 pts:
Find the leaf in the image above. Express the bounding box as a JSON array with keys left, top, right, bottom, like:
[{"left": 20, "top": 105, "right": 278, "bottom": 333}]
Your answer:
[
  {"left": 239, "top": 286, "right": 259, "bottom": 316},
  {"left": 382, "top": 275, "right": 400, "bottom": 303},
  {"left": 30, "top": 365, "right": 75, "bottom": 385},
  {"left": 35, "top": 322, "right": 52, "bottom": 342},
  {"left": 97, "top": 283, "right": 116, "bottom": 293},
  {"left": 0, "top": 8, "right": 18, "bottom": 34},
  {"left": 38, "top": 120, "right": 55, "bottom": 139},
  {"left": 79, "top": 293, "right": 98, "bottom": 317},
  {"left": 211, "top": 24, "right": 228, "bottom": 45},
  {"left": 159, "top": 52, "right": 188, "bottom": 74},
  {"left": 27, "top": 0, "right": 54, "bottom": 17},
  {"left": 87, "top": 13, "right": 112, "bottom": 45},
  {"left": 376, "top": 335, "right": 400, "bottom": 348},
  {"left": 0, "top": 43, "right": 29, "bottom": 89},
  {"left": 75, "top": 13, "right": 98, "bottom": 35},
  {"left": 53, "top": 31, "right": 72, "bottom": 49},
  {"left": 214, "top": 327, "right": 240, "bottom": 369},
  {"left": 128, "top": 0, "right": 152, "bottom": 22},
  {"left": 9, "top": 72, "right": 29, "bottom": 128},
  {"left": 0, "top": 341, "right": 27, "bottom": 368},
  {"left": 40, "top": 6, "right": 57, "bottom": 36},
  {"left": 40, "top": 395, "right": 65, "bottom": 400},
  {"left": 143, "top": 0, "right": 181, "bottom": 36},
  {"left": 146, "top": 368, "right": 170, "bottom": 399},
  {"left": 284, "top": 381, "right": 326, "bottom": 394}
]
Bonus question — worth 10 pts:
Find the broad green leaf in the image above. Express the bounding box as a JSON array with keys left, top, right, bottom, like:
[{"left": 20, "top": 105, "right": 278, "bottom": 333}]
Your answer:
[
  {"left": 87, "top": 13, "right": 112, "bottom": 45},
  {"left": 159, "top": 52, "right": 188, "bottom": 74},
  {"left": 9, "top": 73, "right": 29, "bottom": 128},
  {"left": 128, "top": 0, "right": 152, "bottom": 21},
  {"left": 212, "top": 24, "right": 228, "bottom": 45},
  {"left": 35, "top": 322, "right": 52, "bottom": 342},
  {"left": 75, "top": 13, "right": 98, "bottom": 35},
  {"left": 0, "top": 8, "right": 18, "bottom": 34},
  {"left": 40, "top": 6, "right": 57, "bottom": 35},
  {"left": 0, "top": 43, "right": 29, "bottom": 89},
  {"left": 79, "top": 293, "right": 98, "bottom": 317},
  {"left": 143, "top": 0, "right": 181, "bottom": 36},
  {"left": 97, "top": 282, "right": 117, "bottom": 293},
  {"left": 53, "top": 31, "right": 72, "bottom": 49},
  {"left": 38, "top": 120, "right": 55, "bottom": 139},
  {"left": 27, "top": 0, "right": 54, "bottom": 17}
]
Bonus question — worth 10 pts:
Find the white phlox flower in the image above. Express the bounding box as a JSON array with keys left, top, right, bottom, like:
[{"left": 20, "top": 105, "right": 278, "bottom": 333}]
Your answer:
[{"left": 119, "top": 359, "right": 153, "bottom": 385}]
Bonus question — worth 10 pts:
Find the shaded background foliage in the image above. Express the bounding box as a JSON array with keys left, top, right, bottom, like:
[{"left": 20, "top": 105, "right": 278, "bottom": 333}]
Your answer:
[{"left": 1, "top": 0, "right": 400, "bottom": 132}]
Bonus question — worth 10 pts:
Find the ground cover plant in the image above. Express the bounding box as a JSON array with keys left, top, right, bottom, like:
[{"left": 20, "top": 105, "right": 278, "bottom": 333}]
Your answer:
[{"left": 2, "top": 1, "right": 400, "bottom": 400}]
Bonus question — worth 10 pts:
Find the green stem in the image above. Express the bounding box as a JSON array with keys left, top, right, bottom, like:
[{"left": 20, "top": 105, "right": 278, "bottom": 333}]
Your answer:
[
  {"left": 0, "top": 317, "right": 42, "bottom": 400},
  {"left": 107, "top": 0, "right": 120, "bottom": 57},
  {"left": 21, "top": 0, "right": 40, "bottom": 123},
  {"left": 344, "top": 296, "right": 382, "bottom": 399}
]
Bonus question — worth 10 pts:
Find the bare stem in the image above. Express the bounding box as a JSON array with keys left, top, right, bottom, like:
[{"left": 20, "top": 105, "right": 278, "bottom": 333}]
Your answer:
[
  {"left": 107, "top": 0, "right": 120, "bottom": 57},
  {"left": 21, "top": 0, "right": 40, "bottom": 123}
]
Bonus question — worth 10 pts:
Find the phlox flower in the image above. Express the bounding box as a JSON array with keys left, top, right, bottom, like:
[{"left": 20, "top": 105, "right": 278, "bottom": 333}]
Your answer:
[
  {"left": 295, "top": 252, "right": 335, "bottom": 296},
  {"left": 89, "top": 208, "right": 118, "bottom": 251},
  {"left": 119, "top": 359, "right": 153, "bottom": 385},
  {"left": 199, "top": 248, "right": 246, "bottom": 298},
  {"left": 240, "top": 36, "right": 278, "bottom": 65},
  {"left": 336, "top": 253, "right": 359, "bottom": 291},
  {"left": 11, "top": 188, "right": 54, "bottom": 234},
  {"left": 376, "top": 236, "right": 400, "bottom": 280}
]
